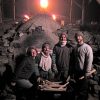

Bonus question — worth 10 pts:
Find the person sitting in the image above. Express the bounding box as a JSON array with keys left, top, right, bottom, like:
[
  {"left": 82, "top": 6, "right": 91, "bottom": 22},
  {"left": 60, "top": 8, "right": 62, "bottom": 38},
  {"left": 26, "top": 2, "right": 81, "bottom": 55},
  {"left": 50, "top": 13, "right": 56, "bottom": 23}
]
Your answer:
[
  {"left": 37, "top": 42, "right": 54, "bottom": 81},
  {"left": 13, "top": 46, "right": 40, "bottom": 100}
]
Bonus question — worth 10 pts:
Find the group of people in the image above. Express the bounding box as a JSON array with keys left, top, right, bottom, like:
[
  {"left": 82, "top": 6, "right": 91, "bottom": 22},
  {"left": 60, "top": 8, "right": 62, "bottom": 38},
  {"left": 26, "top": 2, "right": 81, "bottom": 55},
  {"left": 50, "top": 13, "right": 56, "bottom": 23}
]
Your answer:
[{"left": 13, "top": 31, "right": 93, "bottom": 100}]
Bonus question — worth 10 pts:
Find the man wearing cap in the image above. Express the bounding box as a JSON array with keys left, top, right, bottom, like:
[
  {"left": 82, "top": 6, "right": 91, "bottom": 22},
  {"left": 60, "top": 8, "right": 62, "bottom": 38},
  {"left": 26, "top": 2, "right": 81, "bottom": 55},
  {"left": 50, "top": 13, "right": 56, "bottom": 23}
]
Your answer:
[
  {"left": 52, "top": 32, "right": 73, "bottom": 83},
  {"left": 70, "top": 31, "right": 93, "bottom": 100}
]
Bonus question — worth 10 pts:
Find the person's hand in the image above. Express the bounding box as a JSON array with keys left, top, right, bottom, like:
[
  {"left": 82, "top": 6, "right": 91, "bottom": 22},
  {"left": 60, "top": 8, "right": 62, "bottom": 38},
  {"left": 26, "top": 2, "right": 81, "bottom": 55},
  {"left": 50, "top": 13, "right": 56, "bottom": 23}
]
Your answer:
[
  {"left": 85, "top": 68, "right": 96, "bottom": 79},
  {"left": 83, "top": 74, "right": 92, "bottom": 80},
  {"left": 37, "top": 77, "right": 44, "bottom": 84},
  {"left": 11, "top": 82, "right": 16, "bottom": 86},
  {"left": 69, "top": 78, "right": 76, "bottom": 83},
  {"left": 37, "top": 77, "right": 41, "bottom": 83},
  {"left": 52, "top": 64, "right": 58, "bottom": 74}
]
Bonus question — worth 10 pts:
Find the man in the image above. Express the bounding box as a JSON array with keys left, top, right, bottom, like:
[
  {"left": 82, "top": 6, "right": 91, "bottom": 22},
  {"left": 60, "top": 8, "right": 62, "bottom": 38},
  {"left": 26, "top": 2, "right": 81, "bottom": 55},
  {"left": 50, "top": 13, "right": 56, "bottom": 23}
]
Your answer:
[
  {"left": 52, "top": 32, "right": 73, "bottom": 82},
  {"left": 71, "top": 31, "right": 93, "bottom": 100}
]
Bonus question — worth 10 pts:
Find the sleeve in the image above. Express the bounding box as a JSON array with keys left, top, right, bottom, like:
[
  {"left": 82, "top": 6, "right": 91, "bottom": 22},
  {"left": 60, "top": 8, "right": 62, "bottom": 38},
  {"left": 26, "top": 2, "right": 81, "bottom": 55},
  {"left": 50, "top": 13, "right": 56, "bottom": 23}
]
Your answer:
[
  {"left": 86, "top": 45, "right": 93, "bottom": 76},
  {"left": 69, "top": 48, "right": 75, "bottom": 77},
  {"left": 14, "top": 57, "right": 27, "bottom": 81},
  {"left": 34, "top": 64, "right": 40, "bottom": 77},
  {"left": 51, "top": 46, "right": 58, "bottom": 74},
  {"left": 34, "top": 56, "right": 40, "bottom": 77},
  {"left": 52, "top": 46, "right": 56, "bottom": 65},
  {"left": 35, "top": 53, "right": 42, "bottom": 72}
]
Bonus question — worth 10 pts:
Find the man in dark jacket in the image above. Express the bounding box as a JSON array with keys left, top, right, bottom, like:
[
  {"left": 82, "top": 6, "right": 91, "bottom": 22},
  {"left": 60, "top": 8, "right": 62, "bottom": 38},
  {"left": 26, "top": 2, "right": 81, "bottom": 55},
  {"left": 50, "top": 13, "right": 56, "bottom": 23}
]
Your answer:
[{"left": 52, "top": 32, "right": 73, "bottom": 82}]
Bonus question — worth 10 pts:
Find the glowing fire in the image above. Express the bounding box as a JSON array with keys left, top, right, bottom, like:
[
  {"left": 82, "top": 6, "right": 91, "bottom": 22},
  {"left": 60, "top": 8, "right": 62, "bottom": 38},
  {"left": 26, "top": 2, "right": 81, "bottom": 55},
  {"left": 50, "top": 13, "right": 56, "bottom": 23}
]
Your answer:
[
  {"left": 23, "top": 14, "right": 30, "bottom": 21},
  {"left": 24, "top": 14, "right": 30, "bottom": 20},
  {"left": 40, "top": 0, "right": 48, "bottom": 9},
  {"left": 52, "top": 14, "right": 56, "bottom": 20}
]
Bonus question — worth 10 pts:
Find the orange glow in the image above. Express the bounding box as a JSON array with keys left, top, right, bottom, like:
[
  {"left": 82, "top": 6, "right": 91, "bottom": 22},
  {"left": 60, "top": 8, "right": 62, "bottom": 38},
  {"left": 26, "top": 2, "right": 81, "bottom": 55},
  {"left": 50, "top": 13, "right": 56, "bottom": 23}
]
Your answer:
[
  {"left": 24, "top": 14, "right": 30, "bottom": 20},
  {"left": 40, "top": 0, "right": 48, "bottom": 9},
  {"left": 52, "top": 14, "right": 56, "bottom": 20},
  {"left": 23, "top": 14, "right": 30, "bottom": 21}
]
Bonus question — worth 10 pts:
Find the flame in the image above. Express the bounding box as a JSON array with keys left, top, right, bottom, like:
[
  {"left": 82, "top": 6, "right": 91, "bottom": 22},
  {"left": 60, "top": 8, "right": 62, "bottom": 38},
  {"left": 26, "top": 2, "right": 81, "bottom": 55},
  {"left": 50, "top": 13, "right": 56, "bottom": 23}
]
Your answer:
[
  {"left": 24, "top": 14, "right": 30, "bottom": 20},
  {"left": 52, "top": 14, "right": 56, "bottom": 20},
  {"left": 40, "top": 0, "right": 48, "bottom": 9}
]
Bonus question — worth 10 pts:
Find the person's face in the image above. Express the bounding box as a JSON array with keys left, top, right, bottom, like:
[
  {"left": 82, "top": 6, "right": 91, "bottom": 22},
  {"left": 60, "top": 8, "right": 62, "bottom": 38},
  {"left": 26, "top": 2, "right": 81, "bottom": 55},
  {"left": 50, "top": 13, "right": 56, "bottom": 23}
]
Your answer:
[
  {"left": 31, "top": 49, "right": 37, "bottom": 57},
  {"left": 43, "top": 45, "right": 50, "bottom": 55},
  {"left": 59, "top": 34, "right": 67, "bottom": 42},
  {"left": 76, "top": 35, "right": 84, "bottom": 44}
]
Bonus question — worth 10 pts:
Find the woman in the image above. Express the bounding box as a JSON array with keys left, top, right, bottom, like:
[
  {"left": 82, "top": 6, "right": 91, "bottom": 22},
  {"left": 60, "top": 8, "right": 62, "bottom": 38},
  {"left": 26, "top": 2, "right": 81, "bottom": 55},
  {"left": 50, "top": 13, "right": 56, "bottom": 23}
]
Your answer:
[
  {"left": 37, "top": 42, "right": 54, "bottom": 81},
  {"left": 14, "top": 46, "right": 40, "bottom": 100}
]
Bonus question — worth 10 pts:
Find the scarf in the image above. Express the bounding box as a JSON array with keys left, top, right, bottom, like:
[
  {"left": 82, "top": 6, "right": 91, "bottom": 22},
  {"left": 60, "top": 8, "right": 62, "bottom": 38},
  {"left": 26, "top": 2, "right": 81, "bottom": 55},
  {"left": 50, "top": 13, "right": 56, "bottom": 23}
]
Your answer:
[{"left": 39, "top": 52, "right": 52, "bottom": 71}]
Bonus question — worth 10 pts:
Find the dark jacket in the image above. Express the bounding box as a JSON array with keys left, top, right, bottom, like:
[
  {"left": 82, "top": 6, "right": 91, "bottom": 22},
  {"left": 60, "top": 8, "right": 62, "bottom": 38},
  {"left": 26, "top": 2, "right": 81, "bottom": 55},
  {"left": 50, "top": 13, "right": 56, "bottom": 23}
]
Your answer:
[
  {"left": 52, "top": 43, "right": 73, "bottom": 81},
  {"left": 14, "top": 55, "right": 40, "bottom": 80}
]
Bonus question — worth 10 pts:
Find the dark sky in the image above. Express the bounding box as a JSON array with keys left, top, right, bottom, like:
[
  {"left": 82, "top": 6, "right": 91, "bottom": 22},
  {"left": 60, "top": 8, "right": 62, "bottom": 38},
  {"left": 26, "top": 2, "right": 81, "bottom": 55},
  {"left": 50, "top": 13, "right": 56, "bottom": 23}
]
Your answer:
[{"left": 2, "top": 0, "right": 100, "bottom": 22}]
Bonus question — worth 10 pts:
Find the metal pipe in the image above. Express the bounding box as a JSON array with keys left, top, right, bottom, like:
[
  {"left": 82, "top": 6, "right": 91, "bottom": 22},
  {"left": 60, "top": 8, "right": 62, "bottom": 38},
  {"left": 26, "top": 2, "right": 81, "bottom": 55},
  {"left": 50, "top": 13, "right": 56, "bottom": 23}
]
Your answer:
[
  {"left": 13, "top": 0, "right": 15, "bottom": 21},
  {"left": 82, "top": 0, "right": 85, "bottom": 25},
  {"left": 0, "top": 0, "right": 4, "bottom": 33},
  {"left": 69, "top": 0, "right": 73, "bottom": 24}
]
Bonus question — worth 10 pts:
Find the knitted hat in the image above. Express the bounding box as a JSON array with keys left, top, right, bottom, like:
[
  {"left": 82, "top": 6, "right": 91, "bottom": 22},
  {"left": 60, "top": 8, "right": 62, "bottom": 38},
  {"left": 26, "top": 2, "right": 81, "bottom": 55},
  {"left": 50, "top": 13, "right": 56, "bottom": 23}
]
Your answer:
[
  {"left": 75, "top": 31, "right": 84, "bottom": 38},
  {"left": 59, "top": 32, "right": 67, "bottom": 38}
]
